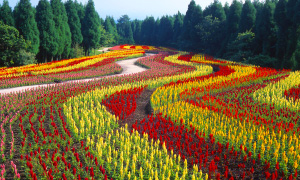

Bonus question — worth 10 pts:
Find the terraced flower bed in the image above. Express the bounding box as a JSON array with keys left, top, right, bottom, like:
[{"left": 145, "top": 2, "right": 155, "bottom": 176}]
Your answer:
[{"left": 0, "top": 45, "right": 299, "bottom": 179}]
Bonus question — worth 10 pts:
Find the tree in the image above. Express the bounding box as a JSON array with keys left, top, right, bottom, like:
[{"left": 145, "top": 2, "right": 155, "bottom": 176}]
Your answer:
[
  {"left": 196, "top": 15, "right": 224, "bottom": 55},
  {"left": 239, "top": 0, "right": 256, "bottom": 33},
  {"left": 203, "top": 0, "right": 226, "bottom": 21},
  {"left": 14, "top": 0, "right": 40, "bottom": 55},
  {"left": 0, "top": 22, "right": 26, "bottom": 67},
  {"left": 117, "top": 15, "right": 134, "bottom": 44},
  {"left": 274, "top": 0, "right": 289, "bottom": 63},
  {"left": 132, "top": 19, "right": 142, "bottom": 44},
  {"left": 255, "top": 0, "right": 276, "bottom": 56},
  {"left": 173, "top": 11, "right": 184, "bottom": 47},
  {"left": 0, "top": 0, "right": 14, "bottom": 26},
  {"left": 82, "top": 0, "right": 100, "bottom": 55},
  {"left": 157, "top": 16, "right": 174, "bottom": 46},
  {"left": 226, "top": 0, "right": 242, "bottom": 41},
  {"left": 141, "top": 16, "right": 155, "bottom": 45},
  {"left": 36, "top": 0, "right": 58, "bottom": 62},
  {"left": 225, "top": 31, "right": 256, "bottom": 62},
  {"left": 65, "top": 0, "right": 83, "bottom": 46},
  {"left": 182, "top": 0, "right": 203, "bottom": 51},
  {"left": 50, "top": 0, "right": 72, "bottom": 59},
  {"left": 224, "top": 2, "right": 230, "bottom": 17}
]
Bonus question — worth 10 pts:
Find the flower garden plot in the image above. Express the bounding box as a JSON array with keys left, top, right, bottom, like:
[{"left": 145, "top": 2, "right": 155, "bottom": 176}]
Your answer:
[
  {"left": 1, "top": 45, "right": 300, "bottom": 179},
  {"left": 0, "top": 50, "right": 144, "bottom": 89}
]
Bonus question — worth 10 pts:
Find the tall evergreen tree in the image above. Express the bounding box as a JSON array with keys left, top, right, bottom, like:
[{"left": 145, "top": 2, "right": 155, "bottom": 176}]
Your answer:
[
  {"left": 274, "top": 0, "right": 289, "bottom": 63},
  {"left": 224, "top": 2, "right": 230, "bottom": 17},
  {"left": 117, "top": 15, "right": 134, "bottom": 44},
  {"left": 0, "top": 0, "right": 14, "bottom": 26},
  {"left": 65, "top": 0, "right": 83, "bottom": 46},
  {"left": 226, "top": 0, "right": 242, "bottom": 41},
  {"left": 36, "top": 0, "right": 58, "bottom": 62},
  {"left": 157, "top": 16, "right": 174, "bottom": 46},
  {"left": 182, "top": 0, "right": 203, "bottom": 51},
  {"left": 173, "top": 11, "right": 184, "bottom": 47},
  {"left": 239, "top": 0, "right": 256, "bottom": 33},
  {"left": 204, "top": 0, "right": 226, "bottom": 21},
  {"left": 256, "top": 0, "right": 277, "bottom": 56},
  {"left": 50, "top": 0, "right": 71, "bottom": 58},
  {"left": 141, "top": 16, "right": 155, "bottom": 45},
  {"left": 132, "top": 19, "right": 142, "bottom": 44},
  {"left": 14, "top": 0, "right": 40, "bottom": 55},
  {"left": 82, "top": 0, "right": 100, "bottom": 55}
]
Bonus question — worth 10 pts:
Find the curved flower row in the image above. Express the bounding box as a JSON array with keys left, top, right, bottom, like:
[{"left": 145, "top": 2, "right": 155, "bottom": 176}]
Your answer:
[{"left": 0, "top": 50, "right": 144, "bottom": 79}]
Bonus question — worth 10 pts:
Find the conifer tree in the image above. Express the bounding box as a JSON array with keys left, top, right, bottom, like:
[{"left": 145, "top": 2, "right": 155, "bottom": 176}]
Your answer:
[
  {"left": 182, "top": 0, "right": 203, "bottom": 51},
  {"left": 14, "top": 0, "right": 40, "bottom": 54},
  {"left": 65, "top": 0, "right": 83, "bottom": 46},
  {"left": 82, "top": 0, "right": 100, "bottom": 55},
  {"left": 0, "top": 0, "right": 14, "bottom": 26},
  {"left": 36, "top": 0, "right": 58, "bottom": 62},
  {"left": 239, "top": 0, "right": 256, "bottom": 33},
  {"left": 50, "top": 0, "right": 71, "bottom": 59}
]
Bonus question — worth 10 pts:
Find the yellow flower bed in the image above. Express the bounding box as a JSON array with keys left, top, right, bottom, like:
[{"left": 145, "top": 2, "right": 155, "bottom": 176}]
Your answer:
[{"left": 253, "top": 71, "right": 300, "bottom": 111}]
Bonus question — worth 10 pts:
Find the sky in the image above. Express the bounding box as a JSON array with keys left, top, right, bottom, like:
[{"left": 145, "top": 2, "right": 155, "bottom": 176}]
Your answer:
[{"left": 2, "top": 0, "right": 238, "bottom": 20}]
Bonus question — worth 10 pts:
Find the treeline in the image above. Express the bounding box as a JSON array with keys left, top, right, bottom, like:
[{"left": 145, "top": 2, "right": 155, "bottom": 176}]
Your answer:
[
  {"left": 1, "top": 0, "right": 300, "bottom": 70},
  {"left": 0, "top": 0, "right": 118, "bottom": 66},
  {"left": 129, "top": 0, "right": 300, "bottom": 70}
]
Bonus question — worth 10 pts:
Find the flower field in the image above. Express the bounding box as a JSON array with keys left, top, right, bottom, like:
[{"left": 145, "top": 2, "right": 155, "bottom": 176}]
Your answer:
[
  {"left": 0, "top": 45, "right": 299, "bottom": 179},
  {"left": 0, "top": 50, "right": 144, "bottom": 89}
]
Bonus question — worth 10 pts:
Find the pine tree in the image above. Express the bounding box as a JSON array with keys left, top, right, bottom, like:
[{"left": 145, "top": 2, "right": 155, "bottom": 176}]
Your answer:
[
  {"left": 82, "top": 0, "right": 100, "bottom": 55},
  {"left": 117, "top": 15, "right": 134, "bottom": 44},
  {"left": 36, "top": 0, "right": 58, "bottom": 62},
  {"left": 182, "top": 0, "right": 203, "bottom": 51},
  {"left": 14, "top": 0, "right": 40, "bottom": 55},
  {"left": 132, "top": 19, "right": 142, "bottom": 44},
  {"left": 226, "top": 0, "right": 242, "bottom": 40},
  {"left": 239, "top": 0, "right": 256, "bottom": 32},
  {"left": 141, "top": 16, "right": 155, "bottom": 45},
  {"left": 65, "top": 0, "right": 83, "bottom": 46},
  {"left": 204, "top": 0, "right": 226, "bottom": 21},
  {"left": 50, "top": 0, "right": 71, "bottom": 59},
  {"left": 173, "top": 11, "right": 184, "bottom": 47},
  {"left": 157, "top": 16, "right": 174, "bottom": 46},
  {"left": 0, "top": 0, "right": 14, "bottom": 26},
  {"left": 274, "top": 0, "right": 289, "bottom": 62},
  {"left": 224, "top": 2, "right": 230, "bottom": 17}
]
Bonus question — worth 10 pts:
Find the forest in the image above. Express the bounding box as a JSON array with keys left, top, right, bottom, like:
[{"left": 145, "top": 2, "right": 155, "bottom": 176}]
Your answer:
[{"left": 0, "top": 0, "right": 300, "bottom": 70}]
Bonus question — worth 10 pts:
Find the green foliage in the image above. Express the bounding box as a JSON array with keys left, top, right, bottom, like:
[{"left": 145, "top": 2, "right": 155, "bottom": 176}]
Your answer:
[
  {"left": 226, "top": 0, "right": 242, "bottom": 40},
  {"left": 132, "top": 19, "right": 142, "bottom": 45},
  {"left": 36, "top": 0, "right": 59, "bottom": 62},
  {"left": 117, "top": 15, "right": 134, "bottom": 44},
  {"left": 196, "top": 15, "right": 224, "bottom": 55},
  {"left": 65, "top": 0, "right": 83, "bottom": 47},
  {"left": 141, "top": 16, "right": 155, "bottom": 45},
  {"left": 50, "top": 0, "right": 72, "bottom": 58},
  {"left": 255, "top": 0, "right": 277, "bottom": 55},
  {"left": 0, "top": 0, "right": 14, "bottom": 26},
  {"left": 82, "top": 0, "right": 101, "bottom": 55},
  {"left": 203, "top": 0, "right": 226, "bottom": 21},
  {"left": 0, "top": 22, "right": 26, "bottom": 67},
  {"left": 225, "top": 31, "right": 255, "bottom": 62},
  {"left": 14, "top": 0, "right": 40, "bottom": 55},
  {"left": 247, "top": 54, "right": 278, "bottom": 68},
  {"left": 182, "top": 0, "right": 203, "bottom": 51},
  {"left": 157, "top": 16, "right": 173, "bottom": 46},
  {"left": 16, "top": 49, "right": 37, "bottom": 66},
  {"left": 239, "top": 0, "right": 256, "bottom": 33}
]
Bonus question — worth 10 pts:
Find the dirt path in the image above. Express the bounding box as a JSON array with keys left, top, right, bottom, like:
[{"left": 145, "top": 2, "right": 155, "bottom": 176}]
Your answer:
[{"left": 0, "top": 54, "right": 154, "bottom": 95}]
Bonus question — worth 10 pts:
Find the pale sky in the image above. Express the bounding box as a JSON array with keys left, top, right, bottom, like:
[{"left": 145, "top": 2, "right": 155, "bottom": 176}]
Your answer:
[{"left": 2, "top": 0, "right": 239, "bottom": 20}]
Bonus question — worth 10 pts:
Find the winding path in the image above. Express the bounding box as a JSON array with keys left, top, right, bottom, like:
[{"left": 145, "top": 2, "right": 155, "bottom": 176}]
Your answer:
[{"left": 0, "top": 53, "right": 153, "bottom": 95}]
